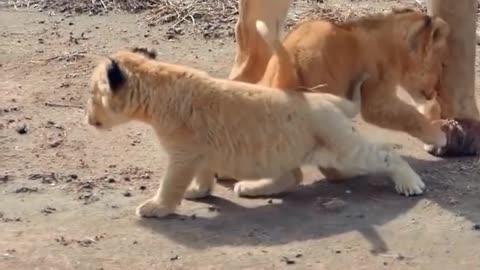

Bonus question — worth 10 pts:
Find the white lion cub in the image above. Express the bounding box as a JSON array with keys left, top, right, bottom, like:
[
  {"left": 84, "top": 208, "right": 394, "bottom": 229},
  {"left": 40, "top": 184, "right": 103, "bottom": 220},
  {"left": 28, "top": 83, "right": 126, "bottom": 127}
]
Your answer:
[{"left": 85, "top": 48, "right": 425, "bottom": 218}]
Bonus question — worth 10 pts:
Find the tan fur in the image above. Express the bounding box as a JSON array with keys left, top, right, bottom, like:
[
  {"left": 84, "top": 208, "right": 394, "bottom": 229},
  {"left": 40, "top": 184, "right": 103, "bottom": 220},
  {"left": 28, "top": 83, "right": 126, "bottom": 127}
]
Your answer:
[
  {"left": 228, "top": 0, "right": 293, "bottom": 82},
  {"left": 230, "top": 8, "right": 448, "bottom": 152},
  {"left": 86, "top": 49, "right": 425, "bottom": 218}
]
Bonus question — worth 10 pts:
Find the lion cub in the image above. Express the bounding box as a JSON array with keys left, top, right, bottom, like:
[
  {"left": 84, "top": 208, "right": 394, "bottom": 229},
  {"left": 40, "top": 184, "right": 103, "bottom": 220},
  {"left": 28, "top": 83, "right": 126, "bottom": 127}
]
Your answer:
[
  {"left": 244, "top": 8, "right": 449, "bottom": 150},
  {"left": 86, "top": 48, "right": 425, "bottom": 218}
]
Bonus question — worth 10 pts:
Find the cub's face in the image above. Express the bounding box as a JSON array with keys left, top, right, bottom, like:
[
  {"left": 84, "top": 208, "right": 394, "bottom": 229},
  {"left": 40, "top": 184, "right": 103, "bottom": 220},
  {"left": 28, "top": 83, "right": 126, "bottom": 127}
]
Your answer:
[
  {"left": 85, "top": 47, "right": 157, "bottom": 130},
  {"left": 85, "top": 60, "right": 129, "bottom": 130},
  {"left": 393, "top": 10, "right": 450, "bottom": 102}
]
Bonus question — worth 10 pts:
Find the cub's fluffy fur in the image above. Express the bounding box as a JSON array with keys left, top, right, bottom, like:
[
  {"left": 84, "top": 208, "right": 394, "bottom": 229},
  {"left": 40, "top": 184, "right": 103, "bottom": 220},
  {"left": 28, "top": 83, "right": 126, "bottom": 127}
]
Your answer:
[{"left": 86, "top": 48, "right": 425, "bottom": 218}]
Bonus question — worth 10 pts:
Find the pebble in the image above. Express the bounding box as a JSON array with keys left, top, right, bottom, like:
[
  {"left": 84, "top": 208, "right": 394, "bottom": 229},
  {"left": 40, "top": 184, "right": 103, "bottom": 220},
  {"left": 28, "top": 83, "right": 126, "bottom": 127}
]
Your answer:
[
  {"left": 15, "top": 123, "right": 28, "bottom": 134},
  {"left": 281, "top": 256, "right": 295, "bottom": 265}
]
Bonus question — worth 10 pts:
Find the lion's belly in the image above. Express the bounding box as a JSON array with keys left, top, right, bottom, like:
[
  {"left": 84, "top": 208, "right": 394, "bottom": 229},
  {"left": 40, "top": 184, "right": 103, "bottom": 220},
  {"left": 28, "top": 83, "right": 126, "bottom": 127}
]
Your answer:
[{"left": 208, "top": 133, "right": 316, "bottom": 180}]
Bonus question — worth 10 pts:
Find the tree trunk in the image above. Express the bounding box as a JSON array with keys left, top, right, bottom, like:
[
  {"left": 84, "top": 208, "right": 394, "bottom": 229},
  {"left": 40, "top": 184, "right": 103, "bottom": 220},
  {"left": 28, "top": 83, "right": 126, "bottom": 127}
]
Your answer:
[{"left": 427, "top": 0, "right": 480, "bottom": 119}]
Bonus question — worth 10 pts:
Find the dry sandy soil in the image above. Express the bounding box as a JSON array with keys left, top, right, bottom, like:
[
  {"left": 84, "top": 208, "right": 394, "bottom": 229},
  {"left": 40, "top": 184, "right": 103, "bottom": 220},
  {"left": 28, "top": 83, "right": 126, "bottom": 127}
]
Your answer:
[{"left": 1, "top": 0, "right": 480, "bottom": 269}]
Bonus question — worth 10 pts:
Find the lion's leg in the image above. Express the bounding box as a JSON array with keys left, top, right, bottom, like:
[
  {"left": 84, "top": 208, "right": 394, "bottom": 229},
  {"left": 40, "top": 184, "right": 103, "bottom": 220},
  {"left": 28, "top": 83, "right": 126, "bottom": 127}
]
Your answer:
[
  {"left": 427, "top": 0, "right": 480, "bottom": 119},
  {"left": 331, "top": 141, "right": 425, "bottom": 196},
  {"left": 233, "top": 167, "right": 302, "bottom": 197},
  {"left": 361, "top": 83, "right": 446, "bottom": 147},
  {"left": 228, "top": 0, "right": 292, "bottom": 82},
  {"left": 308, "top": 111, "right": 425, "bottom": 196},
  {"left": 136, "top": 159, "right": 197, "bottom": 218},
  {"left": 184, "top": 168, "right": 216, "bottom": 199}
]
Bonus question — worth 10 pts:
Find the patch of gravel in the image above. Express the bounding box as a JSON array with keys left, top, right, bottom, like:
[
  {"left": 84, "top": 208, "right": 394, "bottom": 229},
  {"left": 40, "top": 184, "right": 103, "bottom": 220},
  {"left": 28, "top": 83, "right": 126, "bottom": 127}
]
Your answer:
[{"left": 6, "top": 0, "right": 162, "bottom": 14}]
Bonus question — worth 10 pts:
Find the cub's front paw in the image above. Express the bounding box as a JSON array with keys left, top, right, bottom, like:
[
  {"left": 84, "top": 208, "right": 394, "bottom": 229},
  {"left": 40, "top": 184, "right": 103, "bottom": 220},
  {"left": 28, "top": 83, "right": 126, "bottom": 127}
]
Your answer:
[{"left": 136, "top": 198, "right": 174, "bottom": 218}]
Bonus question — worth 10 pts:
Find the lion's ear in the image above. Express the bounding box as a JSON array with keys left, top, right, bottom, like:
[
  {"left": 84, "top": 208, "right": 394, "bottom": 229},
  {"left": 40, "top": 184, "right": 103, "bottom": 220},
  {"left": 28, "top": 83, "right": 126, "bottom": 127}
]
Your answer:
[
  {"left": 431, "top": 17, "right": 449, "bottom": 50},
  {"left": 106, "top": 59, "right": 125, "bottom": 93}
]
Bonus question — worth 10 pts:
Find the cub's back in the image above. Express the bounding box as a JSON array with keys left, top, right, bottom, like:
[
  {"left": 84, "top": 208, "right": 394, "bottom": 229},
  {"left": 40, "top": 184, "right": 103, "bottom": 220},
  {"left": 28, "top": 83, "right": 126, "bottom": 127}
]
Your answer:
[{"left": 282, "top": 20, "right": 365, "bottom": 98}]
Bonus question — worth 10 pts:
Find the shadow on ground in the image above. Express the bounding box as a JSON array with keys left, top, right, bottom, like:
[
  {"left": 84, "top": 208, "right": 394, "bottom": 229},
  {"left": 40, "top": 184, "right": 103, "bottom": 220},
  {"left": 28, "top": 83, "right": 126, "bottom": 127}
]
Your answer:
[{"left": 137, "top": 155, "right": 480, "bottom": 252}]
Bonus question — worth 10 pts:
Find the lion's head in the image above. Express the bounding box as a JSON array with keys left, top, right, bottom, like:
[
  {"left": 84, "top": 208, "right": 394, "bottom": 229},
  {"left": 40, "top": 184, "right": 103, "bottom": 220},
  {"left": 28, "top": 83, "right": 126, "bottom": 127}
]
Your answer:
[
  {"left": 85, "top": 47, "right": 157, "bottom": 130},
  {"left": 391, "top": 8, "right": 450, "bottom": 102}
]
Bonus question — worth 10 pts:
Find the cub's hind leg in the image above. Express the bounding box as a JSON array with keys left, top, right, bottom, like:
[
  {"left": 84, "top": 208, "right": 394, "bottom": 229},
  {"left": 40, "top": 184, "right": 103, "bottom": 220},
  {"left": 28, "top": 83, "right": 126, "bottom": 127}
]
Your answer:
[
  {"left": 332, "top": 141, "right": 425, "bottom": 196},
  {"left": 309, "top": 109, "right": 425, "bottom": 196},
  {"left": 234, "top": 167, "right": 302, "bottom": 197},
  {"left": 184, "top": 168, "right": 216, "bottom": 199}
]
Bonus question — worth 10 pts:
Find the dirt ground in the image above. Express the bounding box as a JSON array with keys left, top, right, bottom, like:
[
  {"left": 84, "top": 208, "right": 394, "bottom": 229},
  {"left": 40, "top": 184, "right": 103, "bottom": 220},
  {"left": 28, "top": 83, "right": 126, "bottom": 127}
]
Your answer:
[{"left": 1, "top": 1, "right": 480, "bottom": 269}]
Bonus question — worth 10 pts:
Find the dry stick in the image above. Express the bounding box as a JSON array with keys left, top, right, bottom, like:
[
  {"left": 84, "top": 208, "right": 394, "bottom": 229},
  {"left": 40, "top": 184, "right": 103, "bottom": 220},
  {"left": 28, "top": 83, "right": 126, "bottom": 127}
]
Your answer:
[
  {"left": 44, "top": 102, "right": 83, "bottom": 109},
  {"left": 100, "top": 0, "right": 108, "bottom": 12}
]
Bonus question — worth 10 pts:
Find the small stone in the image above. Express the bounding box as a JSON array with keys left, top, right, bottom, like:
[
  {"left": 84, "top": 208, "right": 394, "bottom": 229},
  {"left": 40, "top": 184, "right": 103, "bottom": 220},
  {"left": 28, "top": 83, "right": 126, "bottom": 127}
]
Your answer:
[
  {"left": 123, "top": 191, "right": 132, "bottom": 197},
  {"left": 170, "top": 255, "right": 179, "bottom": 261},
  {"left": 139, "top": 185, "right": 146, "bottom": 190},
  {"left": 133, "top": 240, "right": 138, "bottom": 245},
  {"left": 108, "top": 178, "right": 116, "bottom": 183},
  {"left": 281, "top": 256, "right": 295, "bottom": 265},
  {"left": 472, "top": 224, "right": 480, "bottom": 230},
  {"left": 207, "top": 206, "right": 218, "bottom": 212},
  {"left": 15, "top": 124, "right": 28, "bottom": 134},
  {"left": 41, "top": 207, "right": 57, "bottom": 215},
  {"left": 319, "top": 197, "right": 347, "bottom": 211},
  {"left": 0, "top": 175, "right": 11, "bottom": 184},
  {"left": 335, "top": 250, "right": 341, "bottom": 254},
  {"left": 15, "top": 187, "right": 38, "bottom": 193},
  {"left": 49, "top": 140, "right": 63, "bottom": 148},
  {"left": 447, "top": 197, "right": 458, "bottom": 205}
]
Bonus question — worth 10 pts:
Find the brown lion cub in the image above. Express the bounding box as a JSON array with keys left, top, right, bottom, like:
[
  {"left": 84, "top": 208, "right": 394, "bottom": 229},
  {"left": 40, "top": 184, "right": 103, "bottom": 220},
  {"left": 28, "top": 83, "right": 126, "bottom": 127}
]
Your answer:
[
  {"left": 253, "top": 8, "right": 449, "bottom": 150},
  {"left": 86, "top": 48, "right": 425, "bottom": 218}
]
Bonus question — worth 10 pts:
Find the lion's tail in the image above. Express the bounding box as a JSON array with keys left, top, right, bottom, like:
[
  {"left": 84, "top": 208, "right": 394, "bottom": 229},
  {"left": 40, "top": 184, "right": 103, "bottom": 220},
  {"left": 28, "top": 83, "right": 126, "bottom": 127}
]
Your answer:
[{"left": 255, "top": 20, "right": 297, "bottom": 89}]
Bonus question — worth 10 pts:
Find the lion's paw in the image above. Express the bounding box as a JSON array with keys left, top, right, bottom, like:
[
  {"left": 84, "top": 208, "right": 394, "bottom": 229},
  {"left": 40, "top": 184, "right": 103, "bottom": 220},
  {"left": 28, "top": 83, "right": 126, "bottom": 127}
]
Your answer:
[
  {"left": 136, "top": 199, "right": 174, "bottom": 218},
  {"left": 394, "top": 172, "right": 426, "bottom": 197},
  {"left": 234, "top": 181, "right": 259, "bottom": 197}
]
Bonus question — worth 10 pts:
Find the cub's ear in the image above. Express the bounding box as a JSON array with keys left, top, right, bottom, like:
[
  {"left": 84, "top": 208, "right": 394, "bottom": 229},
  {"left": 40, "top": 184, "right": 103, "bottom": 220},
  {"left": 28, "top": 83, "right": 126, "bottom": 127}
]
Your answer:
[
  {"left": 106, "top": 58, "right": 125, "bottom": 92},
  {"left": 131, "top": 47, "right": 157, "bottom": 59},
  {"left": 431, "top": 17, "right": 449, "bottom": 50}
]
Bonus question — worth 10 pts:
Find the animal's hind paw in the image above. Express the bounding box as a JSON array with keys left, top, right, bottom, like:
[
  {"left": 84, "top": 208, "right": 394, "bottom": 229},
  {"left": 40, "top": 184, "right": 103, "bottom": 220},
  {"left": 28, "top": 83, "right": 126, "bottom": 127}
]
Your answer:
[{"left": 394, "top": 172, "right": 426, "bottom": 197}]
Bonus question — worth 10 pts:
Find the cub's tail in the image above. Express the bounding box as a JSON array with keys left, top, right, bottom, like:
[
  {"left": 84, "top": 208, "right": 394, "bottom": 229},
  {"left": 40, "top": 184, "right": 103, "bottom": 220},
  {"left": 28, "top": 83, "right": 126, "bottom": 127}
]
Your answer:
[{"left": 255, "top": 20, "right": 298, "bottom": 89}]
